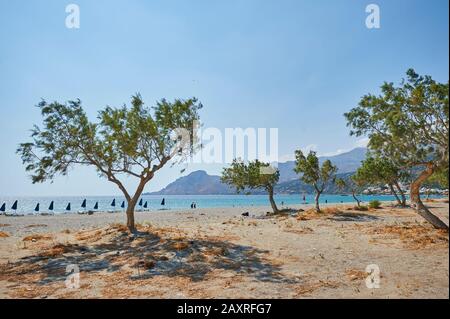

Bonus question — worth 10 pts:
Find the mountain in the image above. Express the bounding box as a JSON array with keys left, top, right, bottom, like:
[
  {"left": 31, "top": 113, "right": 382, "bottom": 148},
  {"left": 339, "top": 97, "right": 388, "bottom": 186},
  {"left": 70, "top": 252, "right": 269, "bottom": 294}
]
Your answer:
[
  {"left": 277, "top": 147, "right": 367, "bottom": 182},
  {"left": 147, "top": 147, "right": 367, "bottom": 195},
  {"left": 148, "top": 170, "right": 234, "bottom": 195},
  {"left": 275, "top": 172, "right": 354, "bottom": 194}
]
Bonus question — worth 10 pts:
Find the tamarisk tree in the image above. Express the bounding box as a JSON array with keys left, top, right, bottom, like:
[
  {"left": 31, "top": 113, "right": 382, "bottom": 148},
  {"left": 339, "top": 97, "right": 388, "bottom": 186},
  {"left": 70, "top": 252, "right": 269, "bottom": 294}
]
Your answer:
[
  {"left": 221, "top": 159, "right": 280, "bottom": 214},
  {"left": 294, "top": 150, "right": 337, "bottom": 212},
  {"left": 345, "top": 69, "right": 449, "bottom": 229},
  {"left": 354, "top": 156, "right": 407, "bottom": 207},
  {"left": 17, "top": 94, "right": 202, "bottom": 232},
  {"left": 335, "top": 175, "right": 365, "bottom": 207}
]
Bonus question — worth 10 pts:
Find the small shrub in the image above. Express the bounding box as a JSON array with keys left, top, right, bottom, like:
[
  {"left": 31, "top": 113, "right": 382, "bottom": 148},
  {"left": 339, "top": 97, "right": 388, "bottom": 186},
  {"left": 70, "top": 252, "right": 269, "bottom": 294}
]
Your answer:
[
  {"left": 369, "top": 200, "right": 381, "bottom": 209},
  {"left": 354, "top": 205, "right": 369, "bottom": 211}
]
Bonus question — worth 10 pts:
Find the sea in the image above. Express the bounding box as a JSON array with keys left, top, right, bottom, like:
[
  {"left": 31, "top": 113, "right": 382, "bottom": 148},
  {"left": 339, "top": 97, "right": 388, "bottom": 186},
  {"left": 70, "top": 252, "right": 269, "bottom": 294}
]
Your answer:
[{"left": 0, "top": 194, "right": 443, "bottom": 215}]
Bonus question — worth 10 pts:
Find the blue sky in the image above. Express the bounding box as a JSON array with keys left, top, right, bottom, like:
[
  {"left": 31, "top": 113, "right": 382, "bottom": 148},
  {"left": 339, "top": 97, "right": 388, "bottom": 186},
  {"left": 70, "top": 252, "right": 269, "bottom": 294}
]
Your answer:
[{"left": 0, "top": 0, "right": 448, "bottom": 196}]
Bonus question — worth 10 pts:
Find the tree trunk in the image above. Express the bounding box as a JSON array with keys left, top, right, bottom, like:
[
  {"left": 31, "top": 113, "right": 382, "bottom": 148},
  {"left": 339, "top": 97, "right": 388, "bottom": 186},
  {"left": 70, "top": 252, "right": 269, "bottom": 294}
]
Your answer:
[
  {"left": 410, "top": 164, "right": 448, "bottom": 230},
  {"left": 352, "top": 190, "right": 361, "bottom": 207},
  {"left": 125, "top": 179, "right": 147, "bottom": 233},
  {"left": 389, "top": 183, "right": 402, "bottom": 206},
  {"left": 315, "top": 191, "right": 321, "bottom": 212},
  {"left": 394, "top": 181, "right": 406, "bottom": 207},
  {"left": 268, "top": 187, "right": 279, "bottom": 214},
  {"left": 126, "top": 199, "right": 137, "bottom": 233}
]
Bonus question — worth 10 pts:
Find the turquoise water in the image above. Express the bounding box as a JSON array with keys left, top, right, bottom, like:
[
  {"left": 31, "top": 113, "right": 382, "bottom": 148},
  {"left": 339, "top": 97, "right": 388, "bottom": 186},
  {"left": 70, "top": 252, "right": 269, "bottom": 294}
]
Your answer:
[{"left": 0, "top": 194, "right": 442, "bottom": 215}]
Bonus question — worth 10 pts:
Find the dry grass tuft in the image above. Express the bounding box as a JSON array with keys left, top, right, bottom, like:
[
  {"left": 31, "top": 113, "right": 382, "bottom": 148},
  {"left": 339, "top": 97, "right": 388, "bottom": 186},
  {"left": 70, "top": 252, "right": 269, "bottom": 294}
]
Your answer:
[
  {"left": 75, "top": 229, "right": 103, "bottom": 242},
  {"left": 22, "top": 234, "right": 52, "bottom": 241},
  {"left": 0, "top": 223, "right": 11, "bottom": 227},
  {"left": 108, "top": 223, "right": 129, "bottom": 232},
  {"left": 172, "top": 241, "right": 190, "bottom": 250},
  {"left": 203, "top": 246, "right": 228, "bottom": 256},
  {"left": 296, "top": 206, "right": 343, "bottom": 220},
  {"left": 364, "top": 222, "right": 449, "bottom": 249},
  {"left": 39, "top": 243, "right": 75, "bottom": 257},
  {"left": 0, "top": 231, "right": 10, "bottom": 238},
  {"left": 296, "top": 280, "right": 340, "bottom": 296},
  {"left": 283, "top": 227, "right": 314, "bottom": 235},
  {"left": 345, "top": 269, "right": 368, "bottom": 281}
]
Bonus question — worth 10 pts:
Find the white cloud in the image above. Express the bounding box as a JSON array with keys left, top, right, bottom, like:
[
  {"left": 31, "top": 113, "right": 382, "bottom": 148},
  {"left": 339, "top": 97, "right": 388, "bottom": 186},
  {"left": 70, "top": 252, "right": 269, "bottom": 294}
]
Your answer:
[
  {"left": 354, "top": 137, "right": 369, "bottom": 148},
  {"left": 320, "top": 149, "right": 346, "bottom": 157}
]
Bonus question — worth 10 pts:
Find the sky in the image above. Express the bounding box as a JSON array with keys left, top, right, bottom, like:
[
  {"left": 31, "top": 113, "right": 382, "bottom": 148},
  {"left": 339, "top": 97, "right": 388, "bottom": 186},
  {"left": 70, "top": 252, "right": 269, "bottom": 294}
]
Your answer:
[{"left": 0, "top": 0, "right": 448, "bottom": 196}]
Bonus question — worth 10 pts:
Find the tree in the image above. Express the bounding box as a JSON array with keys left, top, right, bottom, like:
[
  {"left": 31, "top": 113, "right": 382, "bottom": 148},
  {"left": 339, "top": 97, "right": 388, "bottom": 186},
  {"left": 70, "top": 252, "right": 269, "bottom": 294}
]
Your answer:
[
  {"left": 345, "top": 69, "right": 449, "bottom": 229},
  {"left": 293, "top": 150, "right": 337, "bottom": 212},
  {"left": 221, "top": 159, "right": 280, "bottom": 214},
  {"left": 335, "top": 175, "right": 365, "bottom": 207},
  {"left": 423, "top": 166, "right": 449, "bottom": 199},
  {"left": 354, "top": 156, "right": 407, "bottom": 207},
  {"left": 424, "top": 166, "right": 449, "bottom": 189},
  {"left": 17, "top": 95, "right": 202, "bottom": 232}
]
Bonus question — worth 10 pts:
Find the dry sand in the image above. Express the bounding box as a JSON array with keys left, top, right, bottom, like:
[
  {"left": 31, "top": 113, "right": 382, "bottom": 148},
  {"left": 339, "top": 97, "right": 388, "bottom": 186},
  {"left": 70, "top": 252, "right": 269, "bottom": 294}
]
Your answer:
[{"left": 0, "top": 199, "right": 448, "bottom": 299}]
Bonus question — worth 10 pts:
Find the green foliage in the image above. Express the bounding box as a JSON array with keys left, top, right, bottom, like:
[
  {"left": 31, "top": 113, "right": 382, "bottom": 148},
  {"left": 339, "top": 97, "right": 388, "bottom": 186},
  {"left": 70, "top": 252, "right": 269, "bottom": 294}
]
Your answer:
[
  {"left": 424, "top": 166, "right": 449, "bottom": 189},
  {"left": 345, "top": 69, "right": 449, "bottom": 172},
  {"left": 221, "top": 159, "right": 279, "bottom": 193},
  {"left": 17, "top": 95, "right": 202, "bottom": 188},
  {"left": 354, "top": 205, "right": 369, "bottom": 211},
  {"left": 368, "top": 200, "right": 381, "bottom": 209},
  {"left": 293, "top": 150, "right": 338, "bottom": 192},
  {"left": 335, "top": 178, "right": 346, "bottom": 190},
  {"left": 221, "top": 159, "right": 280, "bottom": 213},
  {"left": 353, "top": 155, "right": 405, "bottom": 186}
]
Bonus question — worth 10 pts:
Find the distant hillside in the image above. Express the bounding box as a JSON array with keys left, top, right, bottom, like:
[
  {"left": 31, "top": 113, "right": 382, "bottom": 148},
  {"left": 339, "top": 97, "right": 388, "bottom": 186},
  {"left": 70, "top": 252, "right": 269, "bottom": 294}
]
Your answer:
[
  {"left": 278, "top": 147, "right": 367, "bottom": 182},
  {"left": 148, "top": 170, "right": 235, "bottom": 195},
  {"left": 146, "top": 148, "right": 367, "bottom": 195},
  {"left": 275, "top": 172, "right": 354, "bottom": 194}
]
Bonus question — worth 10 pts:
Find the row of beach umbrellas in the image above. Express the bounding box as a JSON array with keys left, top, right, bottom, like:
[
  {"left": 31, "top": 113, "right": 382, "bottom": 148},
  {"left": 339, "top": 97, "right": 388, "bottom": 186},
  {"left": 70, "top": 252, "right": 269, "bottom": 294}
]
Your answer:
[{"left": 0, "top": 198, "right": 166, "bottom": 214}]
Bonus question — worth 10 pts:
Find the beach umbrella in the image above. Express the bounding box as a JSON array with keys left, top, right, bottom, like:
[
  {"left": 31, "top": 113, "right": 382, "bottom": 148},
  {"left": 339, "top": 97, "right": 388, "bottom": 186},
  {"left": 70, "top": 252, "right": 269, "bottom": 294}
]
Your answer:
[
  {"left": 94, "top": 202, "right": 98, "bottom": 210},
  {"left": 11, "top": 200, "right": 18, "bottom": 212},
  {"left": 81, "top": 199, "right": 87, "bottom": 208},
  {"left": 48, "top": 201, "right": 54, "bottom": 211},
  {"left": 0, "top": 203, "right": 5, "bottom": 212},
  {"left": 138, "top": 198, "right": 143, "bottom": 206},
  {"left": 34, "top": 203, "right": 40, "bottom": 212},
  {"left": 161, "top": 198, "right": 165, "bottom": 206},
  {"left": 111, "top": 199, "right": 116, "bottom": 207},
  {"left": 66, "top": 203, "right": 71, "bottom": 211},
  {"left": 143, "top": 201, "right": 148, "bottom": 209},
  {"left": 120, "top": 201, "right": 125, "bottom": 208}
]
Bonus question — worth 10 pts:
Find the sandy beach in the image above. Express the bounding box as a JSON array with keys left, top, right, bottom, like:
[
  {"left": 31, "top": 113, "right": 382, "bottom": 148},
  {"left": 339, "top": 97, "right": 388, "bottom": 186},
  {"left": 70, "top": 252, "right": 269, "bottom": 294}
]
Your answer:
[{"left": 0, "top": 199, "right": 448, "bottom": 299}]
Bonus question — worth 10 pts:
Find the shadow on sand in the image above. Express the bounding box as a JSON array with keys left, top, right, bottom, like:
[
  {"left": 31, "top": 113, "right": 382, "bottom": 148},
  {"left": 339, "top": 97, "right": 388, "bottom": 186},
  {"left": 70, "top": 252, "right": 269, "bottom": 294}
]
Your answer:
[
  {"left": 327, "top": 212, "right": 380, "bottom": 222},
  {"left": 2, "top": 227, "right": 299, "bottom": 286}
]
